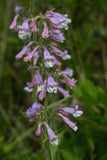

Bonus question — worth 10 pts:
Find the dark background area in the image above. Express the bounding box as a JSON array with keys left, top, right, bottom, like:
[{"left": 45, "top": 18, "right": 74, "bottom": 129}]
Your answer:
[{"left": 0, "top": 0, "right": 107, "bottom": 160}]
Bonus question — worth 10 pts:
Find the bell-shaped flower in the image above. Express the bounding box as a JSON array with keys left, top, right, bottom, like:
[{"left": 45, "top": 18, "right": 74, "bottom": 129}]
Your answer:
[
  {"left": 17, "top": 19, "right": 31, "bottom": 40},
  {"left": 15, "top": 41, "right": 33, "bottom": 59},
  {"left": 24, "top": 46, "right": 38, "bottom": 61},
  {"left": 35, "top": 124, "right": 41, "bottom": 136},
  {"left": 57, "top": 86, "right": 69, "bottom": 97},
  {"left": 39, "top": 80, "right": 47, "bottom": 101},
  {"left": 62, "top": 50, "right": 71, "bottom": 60},
  {"left": 47, "top": 74, "right": 58, "bottom": 93},
  {"left": 42, "top": 22, "right": 49, "bottom": 38},
  {"left": 9, "top": 15, "right": 19, "bottom": 29},
  {"left": 45, "top": 123, "right": 58, "bottom": 145},
  {"left": 58, "top": 113, "right": 78, "bottom": 131},
  {"left": 15, "top": 6, "right": 24, "bottom": 14},
  {"left": 61, "top": 67, "right": 73, "bottom": 77},
  {"left": 35, "top": 70, "right": 44, "bottom": 92},
  {"left": 43, "top": 47, "right": 55, "bottom": 68}
]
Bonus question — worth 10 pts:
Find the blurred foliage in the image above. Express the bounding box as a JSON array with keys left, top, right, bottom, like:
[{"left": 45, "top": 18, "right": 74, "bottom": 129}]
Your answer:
[{"left": 0, "top": 0, "right": 107, "bottom": 160}]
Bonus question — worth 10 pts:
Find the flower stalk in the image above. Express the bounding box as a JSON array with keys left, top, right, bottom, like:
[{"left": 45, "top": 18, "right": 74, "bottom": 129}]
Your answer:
[{"left": 9, "top": 3, "right": 83, "bottom": 160}]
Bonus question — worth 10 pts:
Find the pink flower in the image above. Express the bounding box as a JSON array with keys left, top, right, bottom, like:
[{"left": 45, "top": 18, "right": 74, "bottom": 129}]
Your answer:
[
  {"left": 58, "top": 113, "right": 78, "bottom": 131},
  {"left": 15, "top": 6, "right": 24, "bottom": 14},
  {"left": 54, "top": 57, "right": 62, "bottom": 66},
  {"left": 42, "top": 22, "right": 49, "bottom": 38},
  {"left": 29, "top": 18, "right": 37, "bottom": 29},
  {"left": 45, "top": 123, "right": 58, "bottom": 145},
  {"left": 35, "top": 124, "right": 41, "bottom": 136},
  {"left": 24, "top": 46, "right": 38, "bottom": 61},
  {"left": 9, "top": 15, "right": 19, "bottom": 29},
  {"left": 28, "top": 76, "right": 36, "bottom": 88},
  {"left": 65, "top": 76, "right": 76, "bottom": 87},
  {"left": 39, "top": 80, "right": 47, "bottom": 100},
  {"left": 15, "top": 42, "right": 33, "bottom": 59},
  {"left": 57, "top": 86, "right": 69, "bottom": 97}
]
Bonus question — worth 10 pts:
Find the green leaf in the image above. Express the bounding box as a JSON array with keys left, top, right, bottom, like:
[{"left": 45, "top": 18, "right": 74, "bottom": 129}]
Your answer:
[
  {"left": 47, "top": 95, "right": 73, "bottom": 110},
  {"left": 60, "top": 149, "right": 79, "bottom": 160},
  {"left": 3, "top": 125, "right": 37, "bottom": 153}
]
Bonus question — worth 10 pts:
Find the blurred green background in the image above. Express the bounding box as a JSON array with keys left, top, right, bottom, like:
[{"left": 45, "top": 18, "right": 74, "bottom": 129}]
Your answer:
[{"left": 0, "top": 0, "right": 107, "bottom": 160}]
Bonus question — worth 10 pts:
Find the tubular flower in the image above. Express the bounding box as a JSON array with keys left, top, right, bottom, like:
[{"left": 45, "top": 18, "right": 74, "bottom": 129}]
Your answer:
[
  {"left": 58, "top": 113, "right": 78, "bottom": 131},
  {"left": 54, "top": 57, "right": 62, "bottom": 66},
  {"left": 58, "top": 105, "right": 83, "bottom": 117},
  {"left": 26, "top": 107, "right": 37, "bottom": 117},
  {"left": 39, "top": 80, "right": 47, "bottom": 100},
  {"left": 35, "top": 70, "right": 44, "bottom": 92},
  {"left": 26, "top": 102, "right": 44, "bottom": 117},
  {"left": 64, "top": 75, "right": 76, "bottom": 88},
  {"left": 46, "top": 11, "right": 67, "bottom": 26},
  {"left": 51, "top": 46, "right": 63, "bottom": 57},
  {"left": 15, "top": 42, "right": 33, "bottom": 59},
  {"left": 47, "top": 74, "right": 58, "bottom": 93},
  {"left": 57, "top": 86, "right": 69, "bottom": 97},
  {"left": 9, "top": 15, "right": 19, "bottom": 29},
  {"left": 35, "top": 124, "right": 41, "bottom": 136},
  {"left": 28, "top": 75, "right": 36, "bottom": 88},
  {"left": 42, "top": 22, "right": 49, "bottom": 38},
  {"left": 43, "top": 47, "right": 55, "bottom": 68},
  {"left": 33, "top": 51, "right": 40, "bottom": 65},
  {"left": 29, "top": 17, "right": 37, "bottom": 29},
  {"left": 24, "top": 46, "right": 38, "bottom": 61},
  {"left": 61, "top": 67, "right": 73, "bottom": 77},
  {"left": 17, "top": 18, "right": 31, "bottom": 39},
  {"left": 15, "top": 6, "right": 24, "bottom": 14},
  {"left": 45, "top": 123, "right": 58, "bottom": 145},
  {"left": 50, "top": 33, "right": 65, "bottom": 43}
]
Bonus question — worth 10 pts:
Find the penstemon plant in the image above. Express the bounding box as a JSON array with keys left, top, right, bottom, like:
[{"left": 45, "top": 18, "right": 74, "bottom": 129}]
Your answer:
[{"left": 9, "top": 3, "right": 83, "bottom": 160}]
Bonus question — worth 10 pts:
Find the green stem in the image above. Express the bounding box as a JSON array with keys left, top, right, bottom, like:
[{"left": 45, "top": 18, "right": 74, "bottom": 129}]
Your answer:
[
  {"left": 40, "top": 130, "right": 47, "bottom": 160},
  {"left": 30, "top": 1, "right": 53, "bottom": 160},
  {"left": 44, "top": 91, "right": 53, "bottom": 160},
  {"left": 44, "top": 92, "right": 48, "bottom": 120},
  {"left": 47, "top": 139, "right": 53, "bottom": 160}
]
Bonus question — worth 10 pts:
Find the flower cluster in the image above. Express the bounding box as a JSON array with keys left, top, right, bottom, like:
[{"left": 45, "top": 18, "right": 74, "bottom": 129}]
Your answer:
[{"left": 10, "top": 6, "right": 83, "bottom": 145}]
